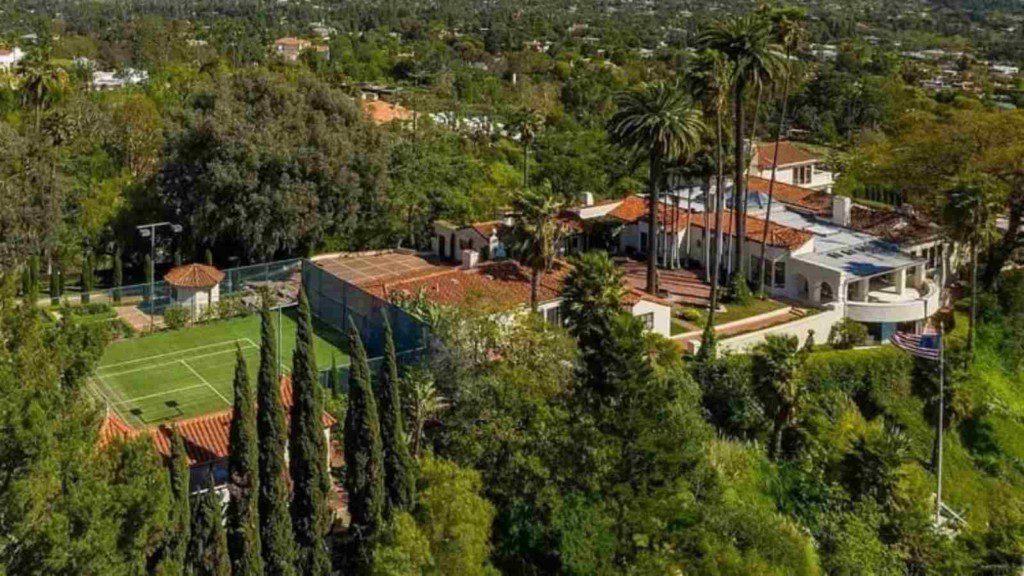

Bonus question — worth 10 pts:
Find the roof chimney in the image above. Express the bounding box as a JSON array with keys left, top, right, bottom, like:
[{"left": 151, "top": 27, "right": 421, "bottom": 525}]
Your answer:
[
  {"left": 832, "top": 195, "right": 852, "bottom": 227},
  {"left": 461, "top": 249, "right": 480, "bottom": 270},
  {"left": 581, "top": 191, "right": 595, "bottom": 207}
]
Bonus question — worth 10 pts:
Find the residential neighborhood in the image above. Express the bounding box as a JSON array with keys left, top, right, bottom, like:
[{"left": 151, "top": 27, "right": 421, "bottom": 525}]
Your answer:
[{"left": 5, "top": 1, "right": 1024, "bottom": 575}]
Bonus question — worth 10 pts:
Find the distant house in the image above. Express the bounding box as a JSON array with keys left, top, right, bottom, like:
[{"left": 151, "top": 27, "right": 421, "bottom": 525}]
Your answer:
[
  {"left": 99, "top": 377, "right": 338, "bottom": 502},
  {"left": 0, "top": 46, "right": 24, "bottom": 70},
  {"left": 90, "top": 68, "right": 148, "bottom": 91},
  {"left": 749, "top": 141, "right": 837, "bottom": 192},
  {"left": 273, "top": 37, "right": 329, "bottom": 62}
]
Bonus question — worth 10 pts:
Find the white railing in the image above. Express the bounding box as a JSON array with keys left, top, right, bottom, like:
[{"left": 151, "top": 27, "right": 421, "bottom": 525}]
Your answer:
[{"left": 845, "top": 280, "right": 941, "bottom": 324}]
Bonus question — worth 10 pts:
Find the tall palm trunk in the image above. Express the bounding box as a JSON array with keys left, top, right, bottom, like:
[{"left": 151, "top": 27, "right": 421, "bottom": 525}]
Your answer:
[
  {"left": 647, "top": 150, "right": 662, "bottom": 294},
  {"left": 530, "top": 268, "right": 541, "bottom": 312},
  {"left": 522, "top": 143, "right": 529, "bottom": 188},
  {"left": 702, "top": 177, "right": 712, "bottom": 281},
  {"left": 759, "top": 61, "right": 792, "bottom": 297},
  {"left": 969, "top": 236, "right": 977, "bottom": 359},
  {"left": 684, "top": 188, "right": 694, "bottom": 266},
  {"left": 709, "top": 111, "right": 726, "bottom": 326},
  {"left": 732, "top": 83, "right": 747, "bottom": 284}
]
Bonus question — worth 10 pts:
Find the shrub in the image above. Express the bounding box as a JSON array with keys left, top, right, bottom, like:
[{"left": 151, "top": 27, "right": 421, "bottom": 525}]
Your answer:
[
  {"left": 163, "top": 305, "right": 190, "bottom": 330},
  {"left": 679, "top": 307, "right": 704, "bottom": 324},
  {"left": 828, "top": 318, "right": 867, "bottom": 349}
]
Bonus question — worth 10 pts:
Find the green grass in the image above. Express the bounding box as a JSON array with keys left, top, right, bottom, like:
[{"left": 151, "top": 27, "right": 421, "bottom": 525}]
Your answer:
[
  {"left": 90, "top": 309, "right": 348, "bottom": 427},
  {"left": 713, "top": 298, "right": 787, "bottom": 326}
]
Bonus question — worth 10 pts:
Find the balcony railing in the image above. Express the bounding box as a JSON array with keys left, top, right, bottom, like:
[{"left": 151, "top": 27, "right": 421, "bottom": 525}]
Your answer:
[{"left": 845, "top": 280, "right": 941, "bottom": 324}]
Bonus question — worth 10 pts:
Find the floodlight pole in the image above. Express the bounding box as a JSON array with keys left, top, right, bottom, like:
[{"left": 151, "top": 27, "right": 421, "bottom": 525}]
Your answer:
[
  {"left": 136, "top": 222, "right": 182, "bottom": 333},
  {"left": 936, "top": 320, "right": 945, "bottom": 527}
]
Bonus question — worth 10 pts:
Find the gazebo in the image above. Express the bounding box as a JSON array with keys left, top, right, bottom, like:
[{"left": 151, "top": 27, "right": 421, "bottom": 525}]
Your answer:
[{"left": 164, "top": 263, "right": 225, "bottom": 319}]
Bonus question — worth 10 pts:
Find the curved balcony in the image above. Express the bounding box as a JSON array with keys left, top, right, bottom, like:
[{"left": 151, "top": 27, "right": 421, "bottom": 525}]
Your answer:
[{"left": 845, "top": 280, "right": 941, "bottom": 324}]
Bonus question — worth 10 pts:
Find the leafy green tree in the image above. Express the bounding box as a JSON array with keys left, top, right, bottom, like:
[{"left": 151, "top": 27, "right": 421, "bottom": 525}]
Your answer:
[
  {"left": 227, "top": 347, "right": 262, "bottom": 576},
  {"left": 751, "top": 334, "right": 804, "bottom": 459},
  {"left": 256, "top": 301, "right": 297, "bottom": 576},
  {"left": 113, "top": 247, "right": 123, "bottom": 303},
  {"left": 943, "top": 174, "right": 1004, "bottom": 358},
  {"left": 511, "top": 185, "right": 569, "bottom": 311},
  {"left": 370, "top": 512, "right": 432, "bottom": 576},
  {"left": 379, "top": 314, "right": 415, "bottom": 516},
  {"left": 81, "top": 250, "right": 94, "bottom": 304},
  {"left": 187, "top": 479, "right": 231, "bottom": 576},
  {"left": 344, "top": 320, "right": 385, "bottom": 570},
  {"left": 414, "top": 455, "right": 497, "bottom": 576},
  {"left": 288, "top": 288, "right": 332, "bottom": 576},
  {"left": 608, "top": 80, "right": 705, "bottom": 294},
  {"left": 166, "top": 427, "right": 192, "bottom": 571},
  {"left": 18, "top": 52, "right": 70, "bottom": 132},
  {"left": 561, "top": 251, "right": 626, "bottom": 382},
  {"left": 699, "top": 14, "right": 782, "bottom": 286}
]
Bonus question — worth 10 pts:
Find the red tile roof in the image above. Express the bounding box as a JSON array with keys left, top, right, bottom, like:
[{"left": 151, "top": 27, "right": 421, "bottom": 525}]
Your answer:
[
  {"left": 746, "top": 176, "right": 831, "bottom": 216},
  {"left": 610, "top": 195, "right": 813, "bottom": 250},
  {"left": 366, "top": 259, "right": 567, "bottom": 312},
  {"left": 755, "top": 140, "right": 818, "bottom": 170},
  {"left": 274, "top": 37, "right": 309, "bottom": 48},
  {"left": 164, "top": 264, "right": 225, "bottom": 289},
  {"left": 360, "top": 99, "right": 414, "bottom": 125},
  {"left": 97, "top": 376, "right": 336, "bottom": 467}
]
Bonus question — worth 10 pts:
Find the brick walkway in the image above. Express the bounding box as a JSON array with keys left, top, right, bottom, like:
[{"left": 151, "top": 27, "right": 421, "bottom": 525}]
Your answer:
[{"left": 619, "top": 260, "right": 712, "bottom": 306}]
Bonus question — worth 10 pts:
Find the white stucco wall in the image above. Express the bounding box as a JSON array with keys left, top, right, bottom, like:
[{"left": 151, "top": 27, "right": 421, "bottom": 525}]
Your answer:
[
  {"left": 630, "top": 299, "right": 672, "bottom": 338},
  {"left": 715, "top": 304, "right": 845, "bottom": 354}
]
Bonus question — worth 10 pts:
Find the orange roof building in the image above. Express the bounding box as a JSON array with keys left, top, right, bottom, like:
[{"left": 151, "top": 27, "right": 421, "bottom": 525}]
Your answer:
[{"left": 164, "top": 263, "right": 225, "bottom": 319}]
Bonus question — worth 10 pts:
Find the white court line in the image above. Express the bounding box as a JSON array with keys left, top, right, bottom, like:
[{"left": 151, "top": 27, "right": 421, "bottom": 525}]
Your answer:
[
  {"left": 180, "top": 359, "right": 232, "bottom": 406},
  {"left": 100, "top": 343, "right": 258, "bottom": 378},
  {"left": 241, "top": 336, "right": 292, "bottom": 374},
  {"left": 94, "top": 372, "right": 130, "bottom": 404},
  {"left": 114, "top": 383, "right": 209, "bottom": 406},
  {"left": 98, "top": 339, "right": 251, "bottom": 370}
]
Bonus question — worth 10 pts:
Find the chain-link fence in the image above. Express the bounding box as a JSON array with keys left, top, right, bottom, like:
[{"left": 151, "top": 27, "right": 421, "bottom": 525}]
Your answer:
[
  {"left": 302, "top": 260, "right": 429, "bottom": 359},
  {"left": 39, "top": 258, "right": 304, "bottom": 312}
]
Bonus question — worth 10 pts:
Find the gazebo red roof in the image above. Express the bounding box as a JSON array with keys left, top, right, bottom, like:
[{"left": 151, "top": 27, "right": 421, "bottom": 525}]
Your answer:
[{"left": 164, "top": 263, "right": 225, "bottom": 289}]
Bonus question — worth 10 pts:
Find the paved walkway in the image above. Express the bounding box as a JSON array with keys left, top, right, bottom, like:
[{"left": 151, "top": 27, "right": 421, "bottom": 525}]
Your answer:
[
  {"left": 115, "top": 305, "right": 163, "bottom": 333},
  {"left": 618, "top": 261, "right": 712, "bottom": 306}
]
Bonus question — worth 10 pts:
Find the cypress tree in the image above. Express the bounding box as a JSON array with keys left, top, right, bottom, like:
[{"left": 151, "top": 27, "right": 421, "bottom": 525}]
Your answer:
[
  {"left": 344, "top": 319, "right": 385, "bottom": 570},
  {"left": 21, "top": 262, "right": 31, "bottom": 299},
  {"left": 328, "top": 355, "right": 340, "bottom": 396},
  {"left": 113, "top": 247, "right": 123, "bottom": 304},
  {"left": 378, "top": 314, "right": 415, "bottom": 517},
  {"left": 174, "top": 248, "right": 182, "bottom": 267},
  {"left": 187, "top": 478, "right": 231, "bottom": 576},
  {"left": 167, "top": 427, "right": 192, "bottom": 571},
  {"left": 289, "top": 288, "right": 332, "bottom": 576},
  {"left": 256, "top": 300, "right": 297, "bottom": 576},
  {"left": 205, "top": 248, "right": 214, "bottom": 267},
  {"left": 227, "top": 347, "right": 263, "bottom": 576},
  {"left": 81, "top": 250, "right": 94, "bottom": 304}
]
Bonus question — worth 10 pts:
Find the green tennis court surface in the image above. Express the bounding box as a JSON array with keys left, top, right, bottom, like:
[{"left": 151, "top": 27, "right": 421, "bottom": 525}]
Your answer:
[{"left": 89, "top": 310, "right": 348, "bottom": 427}]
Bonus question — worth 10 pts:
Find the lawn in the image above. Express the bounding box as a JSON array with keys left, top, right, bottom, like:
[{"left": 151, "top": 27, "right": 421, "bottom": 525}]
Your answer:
[
  {"left": 713, "top": 297, "right": 788, "bottom": 325},
  {"left": 89, "top": 308, "right": 348, "bottom": 428}
]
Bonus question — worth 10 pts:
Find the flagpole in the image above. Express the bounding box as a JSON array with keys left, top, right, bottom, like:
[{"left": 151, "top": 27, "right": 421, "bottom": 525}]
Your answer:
[{"left": 936, "top": 320, "right": 945, "bottom": 527}]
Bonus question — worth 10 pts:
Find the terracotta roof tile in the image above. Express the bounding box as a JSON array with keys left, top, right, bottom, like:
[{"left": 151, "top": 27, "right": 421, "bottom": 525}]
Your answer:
[
  {"left": 608, "top": 195, "right": 649, "bottom": 223},
  {"left": 99, "top": 377, "right": 336, "bottom": 467},
  {"left": 274, "top": 37, "right": 309, "bottom": 47},
  {"left": 746, "top": 176, "right": 831, "bottom": 216},
  {"left": 755, "top": 140, "right": 818, "bottom": 170},
  {"left": 164, "top": 264, "right": 225, "bottom": 289}
]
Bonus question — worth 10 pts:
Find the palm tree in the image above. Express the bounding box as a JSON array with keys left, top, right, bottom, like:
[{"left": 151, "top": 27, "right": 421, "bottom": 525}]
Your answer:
[
  {"left": 758, "top": 7, "right": 808, "bottom": 297},
  {"left": 511, "top": 184, "right": 569, "bottom": 311},
  {"left": 402, "top": 366, "right": 448, "bottom": 459},
  {"left": 608, "top": 81, "right": 705, "bottom": 295},
  {"left": 943, "top": 174, "right": 1004, "bottom": 359},
  {"left": 752, "top": 334, "right": 804, "bottom": 460},
  {"left": 508, "top": 107, "right": 543, "bottom": 187},
  {"left": 699, "top": 14, "right": 783, "bottom": 291},
  {"left": 689, "top": 50, "right": 734, "bottom": 330},
  {"left": 18, "top": 52, "right": 70, "bottom": 134}
]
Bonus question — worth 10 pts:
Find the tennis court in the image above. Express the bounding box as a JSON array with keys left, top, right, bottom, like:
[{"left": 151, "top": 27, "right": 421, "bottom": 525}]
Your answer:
[{"left": 88, "top": 310, "right": 348, "bottom": 427}]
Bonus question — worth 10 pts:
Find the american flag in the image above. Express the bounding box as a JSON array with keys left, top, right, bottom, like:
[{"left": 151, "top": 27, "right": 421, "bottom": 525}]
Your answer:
[{"left": 891, "top": 331, "right": 941, "bottom": 361}]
